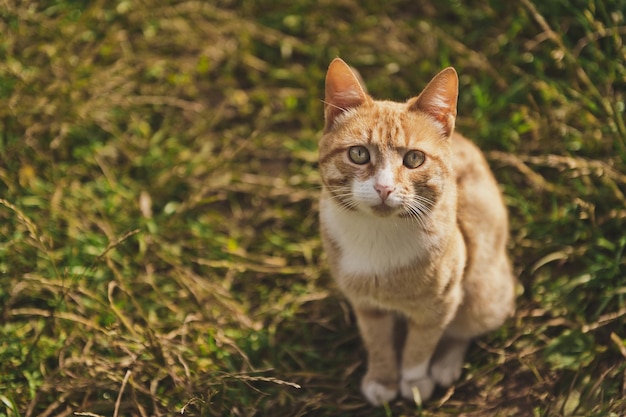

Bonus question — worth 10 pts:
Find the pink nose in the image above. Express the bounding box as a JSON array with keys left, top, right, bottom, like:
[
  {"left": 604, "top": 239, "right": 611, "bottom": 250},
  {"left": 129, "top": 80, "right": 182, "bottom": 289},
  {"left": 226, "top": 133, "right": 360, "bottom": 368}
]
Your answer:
[{"left": 374, "top": 183, "right": 395, "bottom": 201}]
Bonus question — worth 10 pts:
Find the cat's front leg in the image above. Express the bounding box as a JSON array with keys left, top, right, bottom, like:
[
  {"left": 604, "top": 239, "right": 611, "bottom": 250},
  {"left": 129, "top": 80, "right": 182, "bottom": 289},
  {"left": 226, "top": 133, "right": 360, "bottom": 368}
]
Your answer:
[
  {"left": 399, "top": 319, "right": 444, "bottom": 403},
  {"left": 353, "top": 305, "right": 399, "bottom": 406}
]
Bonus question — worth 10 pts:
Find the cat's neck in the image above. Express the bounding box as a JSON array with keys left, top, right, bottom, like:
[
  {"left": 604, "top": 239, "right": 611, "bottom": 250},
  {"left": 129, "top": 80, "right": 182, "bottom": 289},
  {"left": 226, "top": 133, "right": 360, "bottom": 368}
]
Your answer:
[{"left": 320, "top": 190, "right": 449, "bottom": 277}]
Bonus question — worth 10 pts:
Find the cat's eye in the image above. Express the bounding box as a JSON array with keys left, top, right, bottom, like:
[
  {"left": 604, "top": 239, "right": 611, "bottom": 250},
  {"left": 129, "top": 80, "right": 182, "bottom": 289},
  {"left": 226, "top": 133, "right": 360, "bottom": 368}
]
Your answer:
[
  {"left": 348, "top": 146, "right": 370, "bottom": 165},
  {"left": 403, "top": 150, "right": 425, "bottom": 169}
]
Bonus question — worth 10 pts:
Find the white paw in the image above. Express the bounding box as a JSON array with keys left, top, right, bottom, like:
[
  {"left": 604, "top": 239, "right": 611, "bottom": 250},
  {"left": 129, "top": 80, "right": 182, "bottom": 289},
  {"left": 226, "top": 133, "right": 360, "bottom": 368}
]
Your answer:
[
  {"left": 361, "top": 379, "right": 398, "bottom": 406},
  {"left": 430, "top": 340, "right": 467, "bottom": 387},
  {"left": 400, "top": 375, "right": 435, "bottom": 404},
  {"left": 430, "top": 359, "right": 463, "bottom": 387}
]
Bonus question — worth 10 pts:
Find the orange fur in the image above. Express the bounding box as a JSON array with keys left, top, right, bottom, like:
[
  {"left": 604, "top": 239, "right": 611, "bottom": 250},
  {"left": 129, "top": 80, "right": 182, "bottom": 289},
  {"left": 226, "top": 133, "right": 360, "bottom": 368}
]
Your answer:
[{"left": 319, "top": 58, "right": 515, "bottom": 405}]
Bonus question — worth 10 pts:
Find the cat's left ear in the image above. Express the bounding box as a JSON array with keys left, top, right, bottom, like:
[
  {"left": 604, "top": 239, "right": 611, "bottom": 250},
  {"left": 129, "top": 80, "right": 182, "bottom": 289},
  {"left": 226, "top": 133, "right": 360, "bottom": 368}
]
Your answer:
[{"left": 407, "top": 67, "right": 458, "bottom": 138}]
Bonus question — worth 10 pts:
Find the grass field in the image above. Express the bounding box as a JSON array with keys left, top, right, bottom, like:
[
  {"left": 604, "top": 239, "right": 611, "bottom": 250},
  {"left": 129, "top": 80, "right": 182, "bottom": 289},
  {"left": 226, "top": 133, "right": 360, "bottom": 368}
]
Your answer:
[{"left": 1, "top": 0, "right": 625, "bottom": 416}]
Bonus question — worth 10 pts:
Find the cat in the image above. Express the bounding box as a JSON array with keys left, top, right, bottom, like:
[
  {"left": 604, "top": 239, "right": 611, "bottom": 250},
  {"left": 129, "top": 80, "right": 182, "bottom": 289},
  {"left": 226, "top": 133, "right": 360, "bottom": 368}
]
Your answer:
[{"left": 318, "top": 58, "right": 516, "bottom": 406}]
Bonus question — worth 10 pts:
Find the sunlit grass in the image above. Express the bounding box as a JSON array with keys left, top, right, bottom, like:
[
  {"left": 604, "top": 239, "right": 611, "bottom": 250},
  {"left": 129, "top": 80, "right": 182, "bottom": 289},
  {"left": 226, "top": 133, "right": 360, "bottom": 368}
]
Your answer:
[{"left": 1, "top": 0, "right": 625, "bottom": 416}]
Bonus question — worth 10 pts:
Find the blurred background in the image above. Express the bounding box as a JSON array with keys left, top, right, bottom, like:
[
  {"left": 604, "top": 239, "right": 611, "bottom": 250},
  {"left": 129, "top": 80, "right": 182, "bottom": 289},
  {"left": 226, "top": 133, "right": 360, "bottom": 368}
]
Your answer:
[{"left": 1, "top": 1, "right": 625, "bottom": 416}]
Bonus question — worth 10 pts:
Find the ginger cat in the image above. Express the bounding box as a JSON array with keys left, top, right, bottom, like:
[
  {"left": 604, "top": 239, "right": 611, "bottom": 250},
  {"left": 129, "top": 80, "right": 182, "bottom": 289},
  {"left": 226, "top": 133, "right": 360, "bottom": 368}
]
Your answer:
[{"left": 319, "top": 58, "right": 515, "bottom": 405}]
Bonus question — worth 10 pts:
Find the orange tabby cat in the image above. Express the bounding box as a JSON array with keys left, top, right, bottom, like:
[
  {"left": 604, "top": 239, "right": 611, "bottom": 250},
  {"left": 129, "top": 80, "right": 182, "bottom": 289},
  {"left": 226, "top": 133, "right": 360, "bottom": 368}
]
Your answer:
[{"left": 319, "top": 58, "right": 515, "bottom": 405}]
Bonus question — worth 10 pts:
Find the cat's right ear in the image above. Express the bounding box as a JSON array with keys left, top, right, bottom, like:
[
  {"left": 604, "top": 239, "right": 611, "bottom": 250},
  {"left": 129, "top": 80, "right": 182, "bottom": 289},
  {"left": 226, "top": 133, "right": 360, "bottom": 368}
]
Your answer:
[{"left": 324, "top": 58, "right": 369, "bottom": 128}]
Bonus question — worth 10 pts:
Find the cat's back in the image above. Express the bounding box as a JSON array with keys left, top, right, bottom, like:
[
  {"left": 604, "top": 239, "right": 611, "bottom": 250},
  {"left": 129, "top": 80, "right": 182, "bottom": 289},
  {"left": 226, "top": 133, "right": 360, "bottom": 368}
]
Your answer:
[{"left": 452, "top": 132, "right": 509, "bottom": 254}]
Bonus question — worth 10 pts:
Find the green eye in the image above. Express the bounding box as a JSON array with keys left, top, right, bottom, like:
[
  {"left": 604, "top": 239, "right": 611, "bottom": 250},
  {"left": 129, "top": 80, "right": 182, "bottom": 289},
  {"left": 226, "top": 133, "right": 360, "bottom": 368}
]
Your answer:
[
  {"left": 403, "top": 150, "right": 425, "bottom": 169},
  {"left": 348, "top": 146, "right": 370, "bottom": 164}
]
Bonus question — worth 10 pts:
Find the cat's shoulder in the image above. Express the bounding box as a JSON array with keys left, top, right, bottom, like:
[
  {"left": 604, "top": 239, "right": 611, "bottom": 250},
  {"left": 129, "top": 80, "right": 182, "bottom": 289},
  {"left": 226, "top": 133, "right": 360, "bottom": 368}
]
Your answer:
[
  {"left": 451, "top": 132, "right": 493, "bottom": 179},
  {"left": 451, "top": 132, "right": 481, "bottom": 158}
]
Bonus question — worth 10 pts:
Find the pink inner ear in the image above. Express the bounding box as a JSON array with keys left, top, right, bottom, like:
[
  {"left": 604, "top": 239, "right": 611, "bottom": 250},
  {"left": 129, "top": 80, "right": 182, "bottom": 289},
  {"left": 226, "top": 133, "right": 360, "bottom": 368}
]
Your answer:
[
  {"left": 424, "top": 92, "right": 456, "bottom": 127},
  {"left": 408, "top": 68, "right": 458, "bottom": 136},
  {"left": 424, "top": 92, "right": 452, "bottom": 119},
  {"left": 324, "top": 59, "right": 368, "bottom": 126}
]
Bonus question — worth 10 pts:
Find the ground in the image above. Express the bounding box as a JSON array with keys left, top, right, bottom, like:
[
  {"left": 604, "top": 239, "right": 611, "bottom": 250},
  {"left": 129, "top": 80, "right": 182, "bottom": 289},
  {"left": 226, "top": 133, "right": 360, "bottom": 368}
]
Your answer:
[{"left": 1, "top": 1, "right": 625, "bottom": 416}]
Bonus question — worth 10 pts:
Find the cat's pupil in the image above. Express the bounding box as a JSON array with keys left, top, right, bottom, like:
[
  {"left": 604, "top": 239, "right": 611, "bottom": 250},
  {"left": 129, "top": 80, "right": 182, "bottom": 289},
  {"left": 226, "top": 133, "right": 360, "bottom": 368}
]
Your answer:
[{"left": 349, "top": 146, "right": 370, "bottom": 164}]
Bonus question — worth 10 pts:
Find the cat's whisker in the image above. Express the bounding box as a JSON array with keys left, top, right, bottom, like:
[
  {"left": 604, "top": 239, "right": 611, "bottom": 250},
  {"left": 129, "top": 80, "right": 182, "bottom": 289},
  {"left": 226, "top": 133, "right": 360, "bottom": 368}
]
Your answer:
[
  {"left": 320, "top": 99, "right": 349, "bottom": 114},
  {"left": 413, "top": 193, "right": 435, "bottom": 206},
  {"left": 326, "top": 190, "right": 360, "bottom": 213},
  {"left": 406, "top": 209, "right": 427, "bottom": 230},
  {"left": 324, "top": 186, "right": 354, "bottom": 198},
  {"left": 323, "top": 185, "right": 348, "bottom": 192},
  {"left": 404, "top": 199, "right": 432, "bottom": 231},
  {"left": 305, "top": 185, "right": 325, "bottom": 191},
  {"left": 327, "top": 191, "right": 354, "bottom": 201},
  {"left": 411, "top": 196, "right": 435, "bottom": 214}
]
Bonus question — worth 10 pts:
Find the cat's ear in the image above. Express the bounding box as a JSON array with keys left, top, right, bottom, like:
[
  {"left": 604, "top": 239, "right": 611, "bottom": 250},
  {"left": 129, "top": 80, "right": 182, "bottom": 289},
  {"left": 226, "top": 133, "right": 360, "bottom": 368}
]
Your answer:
[
  {"left": 324, "top": 58, "right": 370, "bottom": 128},
  {"left": 408, "top": 67, "right": 458, "bottom": 138}
]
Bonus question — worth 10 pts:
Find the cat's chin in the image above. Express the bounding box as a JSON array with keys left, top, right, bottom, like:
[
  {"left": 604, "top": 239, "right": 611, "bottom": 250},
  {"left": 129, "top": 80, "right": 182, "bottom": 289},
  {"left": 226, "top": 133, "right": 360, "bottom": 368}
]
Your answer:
[{"left": 369, "top": 204, "right": 400, "bottom": 217}]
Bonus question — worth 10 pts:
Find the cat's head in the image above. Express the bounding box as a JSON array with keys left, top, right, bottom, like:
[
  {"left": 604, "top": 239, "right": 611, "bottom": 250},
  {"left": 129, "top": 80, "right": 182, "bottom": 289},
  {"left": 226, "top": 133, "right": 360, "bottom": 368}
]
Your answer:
[{"left": 319, "top": 58, "right": 458, "bottom": 220}]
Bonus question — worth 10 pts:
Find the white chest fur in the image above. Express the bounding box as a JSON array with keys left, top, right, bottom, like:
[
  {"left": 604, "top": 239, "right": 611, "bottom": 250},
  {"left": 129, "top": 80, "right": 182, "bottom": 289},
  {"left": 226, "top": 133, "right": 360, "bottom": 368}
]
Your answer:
[{"left": 320, "top": 198, "right": 432, "bottom": 277}]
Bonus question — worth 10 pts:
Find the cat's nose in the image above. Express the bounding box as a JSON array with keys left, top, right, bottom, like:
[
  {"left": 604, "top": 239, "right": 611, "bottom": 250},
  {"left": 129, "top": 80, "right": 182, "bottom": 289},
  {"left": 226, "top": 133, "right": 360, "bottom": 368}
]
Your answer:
[{"left": 374, "top": 183, "right": 395, "bottom": 201}]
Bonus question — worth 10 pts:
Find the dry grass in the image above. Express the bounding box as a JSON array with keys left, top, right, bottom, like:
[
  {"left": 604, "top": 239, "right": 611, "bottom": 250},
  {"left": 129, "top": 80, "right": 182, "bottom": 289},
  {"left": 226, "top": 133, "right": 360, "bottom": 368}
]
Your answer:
[{"left": 1, "top": 0, "right": 625, "bottom": 416}]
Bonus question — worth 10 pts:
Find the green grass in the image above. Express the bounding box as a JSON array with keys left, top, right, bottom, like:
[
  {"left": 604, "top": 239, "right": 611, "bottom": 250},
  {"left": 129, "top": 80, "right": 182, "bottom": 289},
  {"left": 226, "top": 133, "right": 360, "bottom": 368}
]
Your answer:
[{"left": 1, "top": 0, "right": 625, "bottom": 416}]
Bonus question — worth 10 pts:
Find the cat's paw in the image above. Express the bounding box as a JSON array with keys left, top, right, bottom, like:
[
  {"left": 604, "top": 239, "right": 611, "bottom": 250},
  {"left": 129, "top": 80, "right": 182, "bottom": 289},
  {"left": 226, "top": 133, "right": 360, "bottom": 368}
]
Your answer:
[
  {"left": 361, "top": 378, "right": 398, "bottom": 406},
  {"left": 400, "top": 362, "right": 435, "bottom": 403},
  {"left": 430, "top": 339, "right": 468, "bottom": 387},
  {"left": 399, "top": 375, "right": 435, "bottom": 403},
  {"left": 430, "top": 358, "right": 463, "bottom": 387}
]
